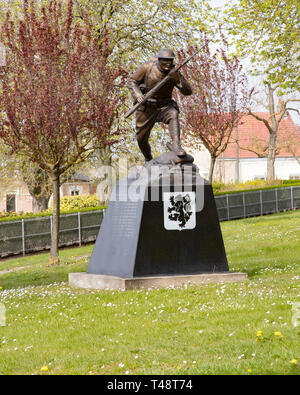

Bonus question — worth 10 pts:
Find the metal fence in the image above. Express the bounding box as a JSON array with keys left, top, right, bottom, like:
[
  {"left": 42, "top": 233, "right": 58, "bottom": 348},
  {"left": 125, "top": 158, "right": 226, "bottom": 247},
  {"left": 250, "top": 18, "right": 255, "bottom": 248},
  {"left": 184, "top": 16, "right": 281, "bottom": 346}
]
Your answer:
[
  {"left": 0, "top": 210, "right": 104, "bottom": 258},
  {"left": 1, "top": 186, "right": 300, "bottom": 258},
  {"left": 215, "top": 185, "right": 300, "bottom": 221}
]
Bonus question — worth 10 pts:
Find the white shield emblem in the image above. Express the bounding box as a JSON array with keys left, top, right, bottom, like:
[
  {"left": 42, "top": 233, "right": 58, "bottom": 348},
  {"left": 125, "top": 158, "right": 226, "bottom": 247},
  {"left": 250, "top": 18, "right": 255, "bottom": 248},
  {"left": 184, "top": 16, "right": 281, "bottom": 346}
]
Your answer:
[{"left": 163, "top": 192, "right": 196, "bottom": 231}]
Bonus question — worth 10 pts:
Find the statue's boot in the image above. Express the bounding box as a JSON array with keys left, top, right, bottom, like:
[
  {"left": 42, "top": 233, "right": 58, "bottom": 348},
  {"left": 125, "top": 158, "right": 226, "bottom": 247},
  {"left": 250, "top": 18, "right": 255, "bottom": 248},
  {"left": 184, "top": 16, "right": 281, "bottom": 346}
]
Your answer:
[
  {"left": 137, "top": 137, "right": 153, "bottom": 162},
  {"left": 166, "top": 118, "right": 186, "bottom": 157}
]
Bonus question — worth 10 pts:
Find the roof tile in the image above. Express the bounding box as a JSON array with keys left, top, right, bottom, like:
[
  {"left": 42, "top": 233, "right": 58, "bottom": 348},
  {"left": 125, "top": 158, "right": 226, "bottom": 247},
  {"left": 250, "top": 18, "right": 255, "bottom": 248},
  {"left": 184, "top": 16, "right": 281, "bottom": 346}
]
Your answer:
[{"left": 223, "top": 113, "right": 300, "bottom": 158}]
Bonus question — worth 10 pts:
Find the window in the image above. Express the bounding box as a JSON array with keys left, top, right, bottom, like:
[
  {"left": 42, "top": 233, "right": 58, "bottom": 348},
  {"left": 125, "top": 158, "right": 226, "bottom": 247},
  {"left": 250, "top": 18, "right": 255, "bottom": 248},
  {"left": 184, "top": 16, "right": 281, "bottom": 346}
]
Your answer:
[
  {"left": 6, "top": 194, "right": 16, "bottom": 212},
  {"left": 70, "top": 186, "right": 82, "bottom": 196}
]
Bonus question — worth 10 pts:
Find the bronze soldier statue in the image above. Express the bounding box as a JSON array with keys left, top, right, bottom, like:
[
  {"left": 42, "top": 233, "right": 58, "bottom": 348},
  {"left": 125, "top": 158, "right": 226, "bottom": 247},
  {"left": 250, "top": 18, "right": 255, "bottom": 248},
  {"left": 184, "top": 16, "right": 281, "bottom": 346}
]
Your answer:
[{"left": 127, "top": 48, "right": 193, "bottom": 163}]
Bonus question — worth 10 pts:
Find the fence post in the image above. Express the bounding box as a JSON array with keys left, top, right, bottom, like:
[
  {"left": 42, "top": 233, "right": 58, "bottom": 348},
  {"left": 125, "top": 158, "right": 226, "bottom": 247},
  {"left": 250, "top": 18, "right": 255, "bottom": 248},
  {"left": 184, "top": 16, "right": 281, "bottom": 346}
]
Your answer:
[
  {"left": 78, "top": 212, "right": 81, "bottom": 247},
  {"left": 226, "top": 195, "right": 230, "bottom": 220},
  {"left": 242, "top": 192, "right": 246, "bottom": 218},
  {"left": 50, "top": 215, "right": 53, "bottom": 247},
  {"left": 21, "top": 219, "right": 25, "bottom": 257},
  {"left": 260, "top": 190, "right": 263, "bottom": 215},
  {"left": 291, "top": 187, "right": 294, "bottom": 210}
]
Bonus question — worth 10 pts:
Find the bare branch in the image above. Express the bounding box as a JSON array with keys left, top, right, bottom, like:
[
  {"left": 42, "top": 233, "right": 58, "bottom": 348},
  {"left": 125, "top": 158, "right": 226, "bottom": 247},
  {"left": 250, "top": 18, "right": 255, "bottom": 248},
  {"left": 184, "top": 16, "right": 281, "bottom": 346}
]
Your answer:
[
  {"left": 286, "top": 108, "right": 300, "bottom": 115},
  {"left": 247, "top": 108, "right": 273, "bottom": 133}
]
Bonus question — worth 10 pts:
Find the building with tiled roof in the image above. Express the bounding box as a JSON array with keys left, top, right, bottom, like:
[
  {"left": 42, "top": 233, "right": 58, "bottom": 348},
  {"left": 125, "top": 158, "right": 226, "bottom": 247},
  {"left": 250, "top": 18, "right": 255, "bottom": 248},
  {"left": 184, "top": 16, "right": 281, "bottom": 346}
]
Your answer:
[{"left": 190, "top": 112, "right": 300, "bottom": 182}]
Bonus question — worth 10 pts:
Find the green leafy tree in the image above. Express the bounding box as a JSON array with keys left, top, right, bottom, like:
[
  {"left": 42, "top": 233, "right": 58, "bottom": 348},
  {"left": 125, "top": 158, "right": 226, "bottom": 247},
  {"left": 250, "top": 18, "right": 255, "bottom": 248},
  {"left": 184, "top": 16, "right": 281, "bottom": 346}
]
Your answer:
[
  {"left": 223, "top": 0, "right": 300, "bottom": 93},
  {"left": 74, "top": 0, "right": 212, "bottom": 67}
]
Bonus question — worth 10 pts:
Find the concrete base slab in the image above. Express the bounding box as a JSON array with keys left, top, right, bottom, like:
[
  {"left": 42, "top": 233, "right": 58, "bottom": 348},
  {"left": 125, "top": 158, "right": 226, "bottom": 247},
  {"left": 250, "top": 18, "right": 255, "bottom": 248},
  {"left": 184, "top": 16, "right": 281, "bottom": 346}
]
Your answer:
[{"left": 69, "top": 272, "right": 248, "bottom": 291}]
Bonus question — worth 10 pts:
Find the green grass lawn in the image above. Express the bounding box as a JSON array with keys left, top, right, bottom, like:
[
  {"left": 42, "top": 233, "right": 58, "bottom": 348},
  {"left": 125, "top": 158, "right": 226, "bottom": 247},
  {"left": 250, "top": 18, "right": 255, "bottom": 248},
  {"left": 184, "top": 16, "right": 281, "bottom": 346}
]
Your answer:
[{"left": 0, "top": 210, "right": 300, "bottom": 375}]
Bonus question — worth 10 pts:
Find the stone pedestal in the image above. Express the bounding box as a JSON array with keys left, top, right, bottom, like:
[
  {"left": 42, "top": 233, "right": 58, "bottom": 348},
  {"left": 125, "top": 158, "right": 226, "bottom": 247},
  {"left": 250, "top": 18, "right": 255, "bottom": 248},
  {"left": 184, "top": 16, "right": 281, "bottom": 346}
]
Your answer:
[
  {"left": 69, "top": 272, "right": 248, "bottom": 291},
  {"left": 69, "top": 154, "right": 247, "bottom": 290}
]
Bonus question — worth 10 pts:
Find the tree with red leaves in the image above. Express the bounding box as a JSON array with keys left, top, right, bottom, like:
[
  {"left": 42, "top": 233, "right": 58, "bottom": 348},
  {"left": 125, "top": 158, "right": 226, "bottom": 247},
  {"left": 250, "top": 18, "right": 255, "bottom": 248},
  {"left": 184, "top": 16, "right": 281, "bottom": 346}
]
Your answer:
[
  {"left": 0, "top": 0, "right": 126, "bottom": 263},
  {"left": 177, "top": 35, "right": 251, "bottom": 183}
]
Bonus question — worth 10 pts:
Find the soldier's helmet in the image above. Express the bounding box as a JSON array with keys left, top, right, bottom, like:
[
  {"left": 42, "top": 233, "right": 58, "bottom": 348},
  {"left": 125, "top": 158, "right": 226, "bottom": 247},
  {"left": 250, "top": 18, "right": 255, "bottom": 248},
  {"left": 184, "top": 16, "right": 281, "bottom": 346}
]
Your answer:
[{"left": 156, "top": 48, "right": 176, "bottom": 60}]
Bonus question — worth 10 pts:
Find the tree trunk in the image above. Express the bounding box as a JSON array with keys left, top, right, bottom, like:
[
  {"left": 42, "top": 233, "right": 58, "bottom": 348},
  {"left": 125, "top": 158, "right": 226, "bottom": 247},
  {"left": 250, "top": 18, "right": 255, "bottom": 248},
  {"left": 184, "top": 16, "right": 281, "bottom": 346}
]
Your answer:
[
  {"left": 267, "top": 131, "right": 277, "bottom": 181},
  {"left": 209, "top": 156, "right": 216, "bottom": 184},
  {"left": 32, "top": 196, "right": 50, "bottom": 213},
  {"left": 266, "top": 84, "right": 281, "bottom": 182},
  {"left": 22, "top": 165, "right": 52, "bottom": 213},
  {"left": 50, "top": 172, "right": 60, "bottom": 265}
]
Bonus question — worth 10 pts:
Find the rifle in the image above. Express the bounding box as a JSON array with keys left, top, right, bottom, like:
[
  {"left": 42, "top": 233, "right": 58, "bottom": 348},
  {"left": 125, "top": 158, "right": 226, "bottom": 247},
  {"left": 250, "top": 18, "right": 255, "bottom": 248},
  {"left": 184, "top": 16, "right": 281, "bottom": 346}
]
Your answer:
[{"left": 124, "top": 44, "right": 206, "bottom": 119}]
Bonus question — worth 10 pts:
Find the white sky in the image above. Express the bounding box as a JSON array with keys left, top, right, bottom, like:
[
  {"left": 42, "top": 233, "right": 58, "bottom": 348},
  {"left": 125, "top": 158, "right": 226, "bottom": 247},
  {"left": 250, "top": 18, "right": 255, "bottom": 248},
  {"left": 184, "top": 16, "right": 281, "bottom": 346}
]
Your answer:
[{"left": 210, "top": 0, "right": 228, "bottom": 6}]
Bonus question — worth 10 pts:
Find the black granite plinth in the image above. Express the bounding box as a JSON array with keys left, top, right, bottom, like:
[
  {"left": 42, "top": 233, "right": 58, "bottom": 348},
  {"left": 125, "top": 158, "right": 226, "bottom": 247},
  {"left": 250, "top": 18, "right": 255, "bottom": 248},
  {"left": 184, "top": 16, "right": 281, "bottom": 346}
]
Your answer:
[{"left": 87, "top": 160, "right": 229, "bottom": 278}]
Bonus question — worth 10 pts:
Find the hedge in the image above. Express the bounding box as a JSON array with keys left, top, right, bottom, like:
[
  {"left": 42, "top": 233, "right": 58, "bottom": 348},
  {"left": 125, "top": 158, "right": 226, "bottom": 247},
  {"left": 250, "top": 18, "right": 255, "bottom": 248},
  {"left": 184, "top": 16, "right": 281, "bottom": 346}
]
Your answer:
[
  {"left": 0, "top": 205, "right": 106, "bottom": 222},
  {"left": 213, "top": 179, "right": 300, "bottom": 196}
]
